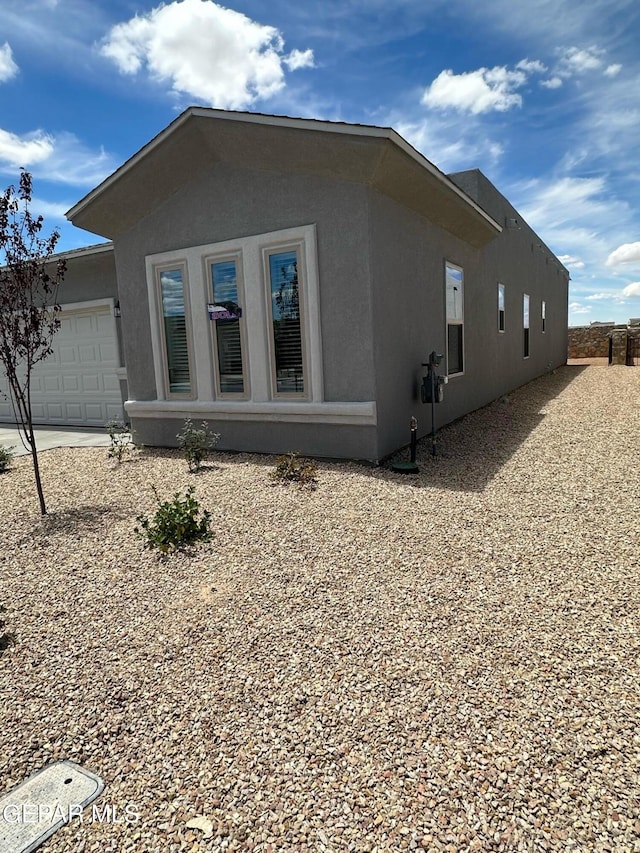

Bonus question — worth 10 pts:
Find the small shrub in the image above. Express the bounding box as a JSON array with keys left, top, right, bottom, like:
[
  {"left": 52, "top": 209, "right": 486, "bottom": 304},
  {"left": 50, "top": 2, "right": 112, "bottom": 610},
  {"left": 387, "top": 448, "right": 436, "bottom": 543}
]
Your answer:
[
  {"left": 134, "top": 486, "right": 212, "bottom": 553},
  {"left": 0, "top": 445, "right": 14, "bottom": 473},
  {"left": 177, "top": 418, "right": 220, "bottom": 472},
  {"left": 270, "top": 452, "right": 318, "bottom": 490},
  {"left": 105, "top": 419, "right": 134, "bottom": 463}
]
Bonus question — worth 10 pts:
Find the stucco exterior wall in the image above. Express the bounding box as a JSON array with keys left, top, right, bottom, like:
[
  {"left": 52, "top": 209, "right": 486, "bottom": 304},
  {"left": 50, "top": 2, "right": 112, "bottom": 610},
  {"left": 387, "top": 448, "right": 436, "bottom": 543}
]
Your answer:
[
  {"left": 57, "top": 248, "right": 118, "bottom": 304},
  {"left": 370, "top": 172, "right": 569, "bottom": 459},
  {"left": 114, "top": 162, "right": 380, "bottom": 457}
]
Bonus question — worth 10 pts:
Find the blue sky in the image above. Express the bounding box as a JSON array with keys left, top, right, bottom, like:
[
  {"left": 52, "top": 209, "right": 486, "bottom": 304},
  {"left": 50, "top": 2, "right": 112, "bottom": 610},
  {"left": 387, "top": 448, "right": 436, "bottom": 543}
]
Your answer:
[{"left": 1, "top": 0, "right": 639, "bottom": 325}]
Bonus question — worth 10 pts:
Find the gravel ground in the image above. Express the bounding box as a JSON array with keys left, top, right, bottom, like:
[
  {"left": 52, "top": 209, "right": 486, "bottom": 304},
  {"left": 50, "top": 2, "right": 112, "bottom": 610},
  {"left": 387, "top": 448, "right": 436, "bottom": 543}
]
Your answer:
[{"left": 1, "top": 364, "right": 639, "bottom": 853}]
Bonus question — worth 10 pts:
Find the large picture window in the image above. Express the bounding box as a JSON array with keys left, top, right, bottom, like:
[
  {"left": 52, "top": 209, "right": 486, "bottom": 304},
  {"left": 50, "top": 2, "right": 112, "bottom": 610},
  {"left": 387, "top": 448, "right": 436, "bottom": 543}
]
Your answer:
[
  {"left": 209, "top": 257, "right": 245, "bottom": 395},
  {"left": 146, "top": 224, "right": 324, "bottom": 409},
  {"left": 445, "top": 262, "right": 464, "bottom": 376},
  {"left": 158, "top": 265, "right": 192, "bottom": 396},
  {"left": 267, "top": 248, "right": 305, "bottom": 395}
]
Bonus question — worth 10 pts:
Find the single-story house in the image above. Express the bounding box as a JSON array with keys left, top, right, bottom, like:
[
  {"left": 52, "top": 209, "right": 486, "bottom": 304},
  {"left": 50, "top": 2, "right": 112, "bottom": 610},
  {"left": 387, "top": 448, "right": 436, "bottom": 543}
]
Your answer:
[{"left": 1, "top": 108, "right": 569, "bottom": 461}]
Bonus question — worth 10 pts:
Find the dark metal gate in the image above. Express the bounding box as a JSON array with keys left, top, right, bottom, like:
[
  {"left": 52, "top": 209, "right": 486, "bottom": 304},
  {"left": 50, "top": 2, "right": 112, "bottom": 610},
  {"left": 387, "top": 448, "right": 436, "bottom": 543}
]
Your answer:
[{"left": 626, "top": 335, "right": 640, "bottom": 366}]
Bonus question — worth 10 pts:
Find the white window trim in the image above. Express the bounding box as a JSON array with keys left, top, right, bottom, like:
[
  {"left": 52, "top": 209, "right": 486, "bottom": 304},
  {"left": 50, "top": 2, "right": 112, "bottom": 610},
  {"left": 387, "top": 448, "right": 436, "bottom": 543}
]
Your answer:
[
  {"left": 445, "top": 260, "right": 464, "bottom": 378},
  {"left": 144, "top": 225, "right": 337, "bottom": 418}
]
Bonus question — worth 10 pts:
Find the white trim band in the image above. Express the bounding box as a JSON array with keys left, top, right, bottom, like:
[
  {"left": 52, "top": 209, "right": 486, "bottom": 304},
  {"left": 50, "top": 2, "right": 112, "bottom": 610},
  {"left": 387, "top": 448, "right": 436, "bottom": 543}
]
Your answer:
[{"left": 125, "top": 399, "right": 377, "bottom": 426}]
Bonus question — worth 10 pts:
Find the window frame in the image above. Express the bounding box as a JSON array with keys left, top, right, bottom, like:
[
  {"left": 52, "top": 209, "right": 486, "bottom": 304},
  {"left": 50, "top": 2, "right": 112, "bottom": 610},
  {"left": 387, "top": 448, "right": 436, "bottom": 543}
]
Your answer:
[
  {"left": 445, "top": 260, "right": 464, "bottom": 377},
  {"left": 498, "top": 283, "right": 505, "bottom": 333},
  {"left": 523, "top": 293, "right": 530, "bottom": 358},
  {"left": 263, "top": 240, "right": 309, "bottom": 399},
  {"left": 145, "top": 224, "right": 323, "bottom": 408},
  {"left": 203, "top": 250, "right": 250, "bottom": 400},
  {"left": 154, "top": 260, "right": 195, "bottom": 400}
]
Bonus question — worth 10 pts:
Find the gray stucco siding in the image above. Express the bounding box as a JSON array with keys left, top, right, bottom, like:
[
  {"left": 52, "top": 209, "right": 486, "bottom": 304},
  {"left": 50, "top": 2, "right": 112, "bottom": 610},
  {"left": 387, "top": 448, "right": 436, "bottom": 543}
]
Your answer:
[
  {"left": 114, "top": 163, "right": 377, "bottom": 410},
  {"left": 368, "top": 189, "right": 480, "bottom": 458},
  {"left": 57, "top": 249, "right": 118, "bottom": 305},
  {"left": 368, "top": 184, "right": 568, "bottom": 459},
  {"left": 132, "top": 416, "right": 378, "bottom": 462}
]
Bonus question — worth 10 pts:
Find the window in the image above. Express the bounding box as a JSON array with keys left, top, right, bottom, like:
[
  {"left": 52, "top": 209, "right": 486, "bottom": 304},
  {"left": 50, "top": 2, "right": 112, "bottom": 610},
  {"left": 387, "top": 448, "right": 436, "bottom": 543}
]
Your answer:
[
  {"left": 498, "top": 283, "right": 505, "bottom": 332},
  {"left": 541, "top": 300, "right": 546, "bottom": 334},
  {"left": 266, "top": 247, "right": 305, "bottom": 396},
  {"left": 209, "top": 256, "right": 246, "bottom": 395},
  {"left": 145, "top": 224, "right": 323, "bottom": 408},
  {"left": 157, "top": 264, "right": 192, "bottom": 396},
  {"left": 523, "top": 293, "right": 530, "bottom": 358},
  {"left": 445, "top": 262, "right": 464, "bottom": 375}
]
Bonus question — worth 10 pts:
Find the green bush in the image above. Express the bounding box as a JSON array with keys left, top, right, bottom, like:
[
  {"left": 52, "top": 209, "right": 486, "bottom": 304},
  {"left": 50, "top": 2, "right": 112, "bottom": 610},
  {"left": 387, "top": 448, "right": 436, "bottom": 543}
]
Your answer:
[
  {"left": 105, "top": 419, "right": 134, "bottom": 463},
  {"left": 134, "top": 486, "right": 212, "bottom": 553},
  {"left": 177, "top": 418, "right": 220, "bottom": 472},
  {"left": 0, "top": 445, "right": 14, "bottom": 474},
  {"left": 270, "top": 452, "right": 318, "bottom": 490}
]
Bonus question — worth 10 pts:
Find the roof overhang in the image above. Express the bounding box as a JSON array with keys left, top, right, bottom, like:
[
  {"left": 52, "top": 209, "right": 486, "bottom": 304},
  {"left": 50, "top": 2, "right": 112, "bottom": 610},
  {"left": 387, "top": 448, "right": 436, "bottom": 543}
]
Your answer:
[{"left": 67, "top": 108, "right": 501, "bottom": 248}]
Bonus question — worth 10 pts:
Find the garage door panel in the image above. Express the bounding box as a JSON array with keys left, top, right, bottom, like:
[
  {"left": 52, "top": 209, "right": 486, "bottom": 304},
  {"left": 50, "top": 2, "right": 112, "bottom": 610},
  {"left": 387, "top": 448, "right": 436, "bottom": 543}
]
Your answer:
[
  {"left": 104, "top": 374, "right": 120, "bottom": 393},
  {"left": 79, "top": 344, "right": 99, "bottom": 364},
  {"left": 62, "top": 375, "right": 79, "bottom": 392},
  {"left": 82, "top": 374, "right": 101, "bottom": 392},
  {"left": 99, "top": 343, "right": 117, "bottom": 364},
  {"left": 59, "top": 346, "right": 77, "bottom": 364},
  {"left": 0, "top": 304, "right": 122, "bottom": 427}
]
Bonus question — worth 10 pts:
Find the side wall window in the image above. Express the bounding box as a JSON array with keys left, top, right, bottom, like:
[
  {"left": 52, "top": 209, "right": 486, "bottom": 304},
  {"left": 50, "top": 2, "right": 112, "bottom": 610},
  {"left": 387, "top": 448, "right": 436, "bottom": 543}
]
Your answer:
[
  {"left": 541, "top": 300, "right": 546, "bottom": 334},
  {"left": 157, "top": 264, "right": 192, "bottom": 397},
  {"left": 523, "top": 293, "right": 530, "bottom": 358},
  {"left": 498, "top": 283, "right": 505, "bottom": 332},
  {"left": 446, "top": 262, "right": 464, "bottom": 376}
]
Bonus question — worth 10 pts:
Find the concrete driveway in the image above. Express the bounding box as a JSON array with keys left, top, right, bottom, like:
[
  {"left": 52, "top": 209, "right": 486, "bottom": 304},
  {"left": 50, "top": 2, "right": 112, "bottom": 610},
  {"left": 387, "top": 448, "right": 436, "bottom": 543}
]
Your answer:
[{"left": 0, "top": 424, "right": 111, "bottom": 456}]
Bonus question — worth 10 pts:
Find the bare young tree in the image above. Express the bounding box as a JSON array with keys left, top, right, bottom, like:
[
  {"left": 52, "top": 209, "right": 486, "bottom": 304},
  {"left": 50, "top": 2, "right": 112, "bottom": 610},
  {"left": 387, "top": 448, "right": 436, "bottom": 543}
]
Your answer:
[{"left": 0, "top": 170, "right": 66, "bottom": 515}]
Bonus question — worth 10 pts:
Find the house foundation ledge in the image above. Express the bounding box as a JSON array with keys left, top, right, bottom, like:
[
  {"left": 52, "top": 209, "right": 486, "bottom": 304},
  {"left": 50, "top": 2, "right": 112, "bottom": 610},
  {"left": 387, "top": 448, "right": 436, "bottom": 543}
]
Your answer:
[{"left": 125, "top": 399, "right": 377, "bottom": 426}]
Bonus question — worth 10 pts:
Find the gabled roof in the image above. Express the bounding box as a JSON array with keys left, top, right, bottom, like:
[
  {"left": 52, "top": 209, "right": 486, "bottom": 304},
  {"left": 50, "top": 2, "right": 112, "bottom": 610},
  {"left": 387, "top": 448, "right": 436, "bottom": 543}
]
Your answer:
[{"left": 67, "top": 107, "right": 501, "bottom": 248}]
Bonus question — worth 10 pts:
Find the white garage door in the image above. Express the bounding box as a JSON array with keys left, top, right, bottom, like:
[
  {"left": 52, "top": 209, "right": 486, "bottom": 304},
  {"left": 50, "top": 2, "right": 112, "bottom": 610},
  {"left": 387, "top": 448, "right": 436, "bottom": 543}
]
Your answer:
[{"left": 0, "top": 301, "right": 123, "bottom": 427}]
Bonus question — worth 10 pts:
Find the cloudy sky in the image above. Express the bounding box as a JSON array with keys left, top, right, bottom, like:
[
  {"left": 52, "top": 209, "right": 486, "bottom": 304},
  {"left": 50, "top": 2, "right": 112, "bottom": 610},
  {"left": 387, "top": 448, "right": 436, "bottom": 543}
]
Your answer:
[{"left": 1, "top": 0, "right": 639, "bottom": 325}]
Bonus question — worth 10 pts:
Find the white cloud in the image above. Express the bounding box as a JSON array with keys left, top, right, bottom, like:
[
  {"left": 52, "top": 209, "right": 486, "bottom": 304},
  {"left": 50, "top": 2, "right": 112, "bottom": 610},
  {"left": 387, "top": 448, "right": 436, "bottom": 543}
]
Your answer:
[
  {"left": 0, "top": 127, "right": 115, "bottom": 187},
  {"left": 516, "top": 58, "right": 546, "bottom": 74},
  {"left": 622, "top": 282, "right": 640, "bottom": 297},
  {"left": 0, "top": 42, "right": 18, "bottom": 82},
  {"left": 586, "top": 292, "right": 614, "bottom": 300},
  {"left": 541, "top": 76, "right": 563, "bottom": 89},
  {"left": 283, "top": 49, "right": 315, "bottom": 71},
  {"left": 0, "top": 128, "right": 54, "bottom": 166},
  {"left": 569, "top": 302, "right": 592, "bottom": 314},
  {"left": 606, "top": 242, "right": 640, "bottom": 266},
  {"left": 604, "top": 63, "right": 622, "bottom": 77},
  {"left": 558, "top": 45, "right": 604, "bottom": 75},
  {"left": 394, "top": 114, "right": 504, "bottom": 173},
  {"left": 422, "top": 65, "right": 527, "bottom": 114},
  {"left": 100, "top": 0, "right": 314, "bottom": 110},
  {"left": 558, "top": 254, "right": 585, "bottom": 269}
]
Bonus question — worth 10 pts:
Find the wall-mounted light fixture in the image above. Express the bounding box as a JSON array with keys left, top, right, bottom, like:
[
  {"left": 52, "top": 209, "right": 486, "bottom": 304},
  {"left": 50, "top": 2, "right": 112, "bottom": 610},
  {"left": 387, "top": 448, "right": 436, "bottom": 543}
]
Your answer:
[
  {"left": 113, "top": 301, "right": 121, "bottom": 319},
  {"left": 505, "top": 217, "right": 521, "bottom": 229}
]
